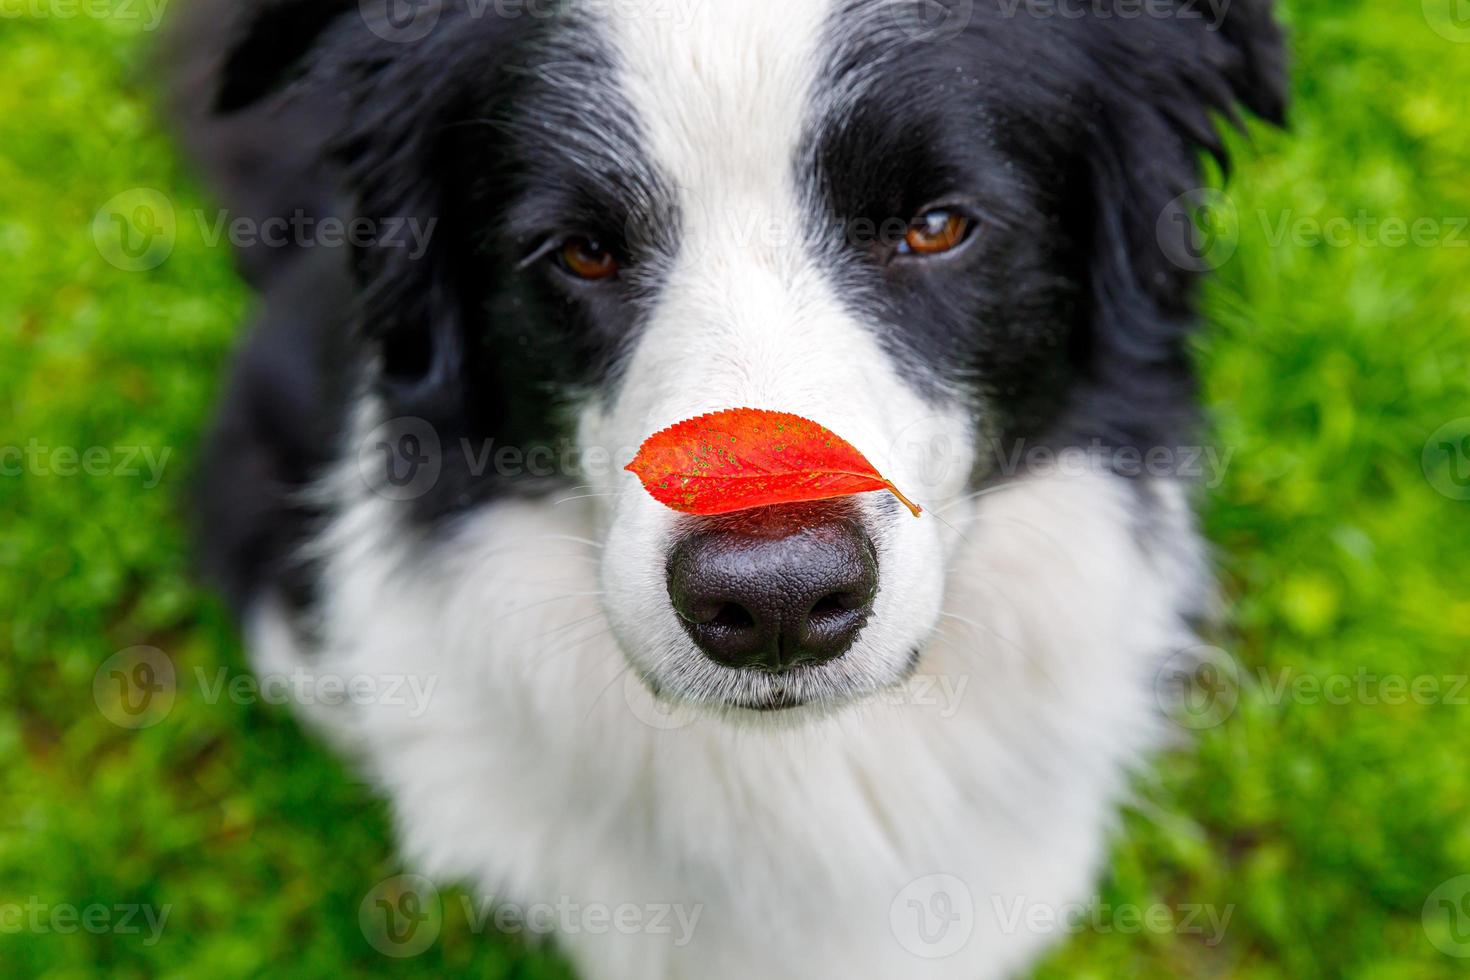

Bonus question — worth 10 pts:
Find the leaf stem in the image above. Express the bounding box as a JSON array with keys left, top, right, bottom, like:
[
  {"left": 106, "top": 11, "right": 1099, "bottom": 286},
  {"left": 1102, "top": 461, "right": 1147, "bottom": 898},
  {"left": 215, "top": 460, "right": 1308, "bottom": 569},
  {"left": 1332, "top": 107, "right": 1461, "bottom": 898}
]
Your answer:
[{"left": 884, "top": 482, "right": 923, "bottom": 518}]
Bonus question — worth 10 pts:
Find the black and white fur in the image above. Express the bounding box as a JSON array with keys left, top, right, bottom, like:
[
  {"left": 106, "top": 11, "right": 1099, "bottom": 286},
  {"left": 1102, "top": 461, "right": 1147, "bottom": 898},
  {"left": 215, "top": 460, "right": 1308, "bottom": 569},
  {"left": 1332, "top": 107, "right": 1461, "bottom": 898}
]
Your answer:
[{"left": 171, "top": 1, "right": 1284, "bottom": 976}]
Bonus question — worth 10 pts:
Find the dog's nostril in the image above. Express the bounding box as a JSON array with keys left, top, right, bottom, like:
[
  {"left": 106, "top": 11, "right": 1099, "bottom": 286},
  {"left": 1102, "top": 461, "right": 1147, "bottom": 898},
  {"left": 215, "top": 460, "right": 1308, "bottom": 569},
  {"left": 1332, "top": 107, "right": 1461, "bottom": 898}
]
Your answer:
[
  {"left": 809, "top": 592, "right": 853, "bottom": 620},
  {"left": 666, "top": 509, "right": 878, "bottom": 674},
  {"left": 709, "top": 603, "right": 755, "bottom": 631}
]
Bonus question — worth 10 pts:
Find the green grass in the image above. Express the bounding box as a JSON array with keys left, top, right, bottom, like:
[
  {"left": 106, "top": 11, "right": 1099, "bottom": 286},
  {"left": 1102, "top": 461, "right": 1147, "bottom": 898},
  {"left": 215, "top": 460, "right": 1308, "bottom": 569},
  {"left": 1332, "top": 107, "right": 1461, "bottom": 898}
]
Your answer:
[{"left": 3, "top": 1, "right": 1469, "bottom": 976}]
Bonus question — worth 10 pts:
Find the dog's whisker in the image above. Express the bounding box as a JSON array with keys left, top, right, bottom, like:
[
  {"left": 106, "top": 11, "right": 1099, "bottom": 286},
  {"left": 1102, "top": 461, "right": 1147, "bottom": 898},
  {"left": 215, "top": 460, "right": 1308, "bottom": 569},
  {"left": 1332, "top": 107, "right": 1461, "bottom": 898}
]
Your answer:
[
  {"left": 935, "top": 481, "right": 1021, "bottom": 515},
  {"left": 585, "top": 662, "right": 637, "bottom": 724},
  {"left": 539, "top": 534, "right": 606, "bottom": 550},
  {"left": 938, "top": 610, "right": 1063, "bottom": 694},
  {"left": 950, "top": 516, "right": 1083, "bottom": 576},
  {"left": 473, "top": 538, "right": 603, "bottom": 560},
  {"left": 526, "top": 624, "right": 618, "bottom": 678},
  {"left": 552, "top": 492, "right": 622, "bottom": 506},
  {"left": 557, "top": 624, "right": 617, "bottom": 659},
  {"left": 924, "top": 507, "right": 972, "bottom": 547},
  {"left": 492, "top": 591, "right": 606, "bottom": 625},
  {"left": 529, "top": 610, "right": 609, "bottom": 642},
  {"left": 938, "top": 610, "right": 1026, "bottom": 660}
]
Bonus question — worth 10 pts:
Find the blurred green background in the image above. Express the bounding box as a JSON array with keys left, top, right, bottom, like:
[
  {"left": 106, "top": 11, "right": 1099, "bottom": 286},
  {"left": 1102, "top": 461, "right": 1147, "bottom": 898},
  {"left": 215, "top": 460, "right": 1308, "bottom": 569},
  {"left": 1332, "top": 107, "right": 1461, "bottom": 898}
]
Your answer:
[{"left": 2, "top": 0, "right": 1469, "bottom": 976}]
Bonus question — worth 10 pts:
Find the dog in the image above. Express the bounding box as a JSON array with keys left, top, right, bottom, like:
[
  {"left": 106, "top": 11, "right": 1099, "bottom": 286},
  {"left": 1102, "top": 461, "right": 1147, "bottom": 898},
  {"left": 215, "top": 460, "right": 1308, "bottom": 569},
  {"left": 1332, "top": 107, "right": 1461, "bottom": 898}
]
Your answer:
[{"left": 170, "top": 1, "right": 1284, "bottom": 976}]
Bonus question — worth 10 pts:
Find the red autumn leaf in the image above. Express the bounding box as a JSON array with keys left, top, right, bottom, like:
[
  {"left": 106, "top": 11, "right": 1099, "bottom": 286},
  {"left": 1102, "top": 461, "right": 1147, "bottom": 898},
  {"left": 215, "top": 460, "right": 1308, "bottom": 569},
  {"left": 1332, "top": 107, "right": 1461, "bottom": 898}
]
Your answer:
[{"left": 625, "top": 408, "right": 922, "bottom": 518}]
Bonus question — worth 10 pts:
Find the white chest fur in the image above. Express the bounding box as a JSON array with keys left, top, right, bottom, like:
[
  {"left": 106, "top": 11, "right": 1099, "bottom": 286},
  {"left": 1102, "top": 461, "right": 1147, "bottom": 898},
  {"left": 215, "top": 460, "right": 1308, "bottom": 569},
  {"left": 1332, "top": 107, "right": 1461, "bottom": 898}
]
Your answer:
[{"left": 250, "top": 469, "right": 1202, "bottom": 979}]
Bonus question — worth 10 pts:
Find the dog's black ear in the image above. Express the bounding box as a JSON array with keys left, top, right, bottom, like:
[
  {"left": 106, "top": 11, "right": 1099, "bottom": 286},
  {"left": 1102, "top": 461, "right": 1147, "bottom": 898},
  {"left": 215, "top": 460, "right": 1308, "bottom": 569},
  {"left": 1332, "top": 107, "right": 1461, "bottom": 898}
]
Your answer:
[
  {"left": 1065, "top": 0, "right": 1287, "bottom": 437},
  {"left": 164, "top": 0, "right": 358, "bottom": 115},
  {"left": 163, "top": 0, "right": 362, "bottom": 288},
  {"left": 1077, "top": 0, "right": 1286, "bottom": 170},
  {"left": 168, "top": 1, "right": 510, "bottom": 420},
  {"left": 211, "top": 0, "right": 360, "bottom": 112},
  {"left": 327, "top": 11, "right": 520, "bottom": 422},
  {"left": 1209, "top": 0, "right": 1289, "bottom": 128}
]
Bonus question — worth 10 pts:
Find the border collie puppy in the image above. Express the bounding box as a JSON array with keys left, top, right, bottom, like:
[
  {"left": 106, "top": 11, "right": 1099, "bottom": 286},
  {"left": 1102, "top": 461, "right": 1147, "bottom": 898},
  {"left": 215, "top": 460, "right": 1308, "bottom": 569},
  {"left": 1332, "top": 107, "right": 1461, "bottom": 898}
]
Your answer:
[{"left": 172, "top": 1, "right": 1283, "bottom": 976}]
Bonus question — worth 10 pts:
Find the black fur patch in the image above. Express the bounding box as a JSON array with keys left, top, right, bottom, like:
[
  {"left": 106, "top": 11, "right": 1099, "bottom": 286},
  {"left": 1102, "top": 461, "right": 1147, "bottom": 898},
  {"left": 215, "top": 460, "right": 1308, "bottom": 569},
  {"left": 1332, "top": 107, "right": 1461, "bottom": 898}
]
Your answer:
[{"left": 811, "top": 0, "right": 1285, "bottom": 471}]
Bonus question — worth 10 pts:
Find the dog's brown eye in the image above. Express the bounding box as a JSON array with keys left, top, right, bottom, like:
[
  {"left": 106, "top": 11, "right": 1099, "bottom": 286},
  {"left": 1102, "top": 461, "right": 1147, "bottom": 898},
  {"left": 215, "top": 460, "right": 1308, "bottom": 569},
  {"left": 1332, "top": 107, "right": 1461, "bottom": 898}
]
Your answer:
[
  {"left": 558, "top": 236, "right": 619, "bottom": 280},
  {"left": 900, "top": 209, "right": 972, "bottom": 257}
]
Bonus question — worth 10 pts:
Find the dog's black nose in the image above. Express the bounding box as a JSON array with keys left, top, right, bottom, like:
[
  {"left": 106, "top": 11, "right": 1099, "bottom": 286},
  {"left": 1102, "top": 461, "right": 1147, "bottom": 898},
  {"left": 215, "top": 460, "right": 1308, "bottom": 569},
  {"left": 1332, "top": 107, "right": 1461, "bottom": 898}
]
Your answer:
[{"left": 667, "top": 509, "right": 878, "bottom": 672}]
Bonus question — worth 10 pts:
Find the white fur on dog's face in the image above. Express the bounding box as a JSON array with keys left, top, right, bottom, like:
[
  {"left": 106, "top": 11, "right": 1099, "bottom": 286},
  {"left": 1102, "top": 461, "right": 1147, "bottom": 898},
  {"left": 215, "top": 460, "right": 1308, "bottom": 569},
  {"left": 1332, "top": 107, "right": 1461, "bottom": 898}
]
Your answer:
[{"left": 578, "top": 0, "right": 975, "bottom": 711}]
